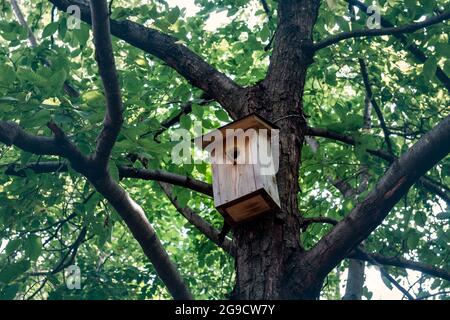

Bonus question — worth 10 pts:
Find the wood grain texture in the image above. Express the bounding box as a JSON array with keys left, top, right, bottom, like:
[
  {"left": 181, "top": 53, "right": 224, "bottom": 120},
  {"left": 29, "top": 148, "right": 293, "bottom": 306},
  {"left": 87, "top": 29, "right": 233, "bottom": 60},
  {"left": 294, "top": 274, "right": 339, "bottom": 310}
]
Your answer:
[{"left": 208, "top": 125, "right": 280, "bottom": 225}]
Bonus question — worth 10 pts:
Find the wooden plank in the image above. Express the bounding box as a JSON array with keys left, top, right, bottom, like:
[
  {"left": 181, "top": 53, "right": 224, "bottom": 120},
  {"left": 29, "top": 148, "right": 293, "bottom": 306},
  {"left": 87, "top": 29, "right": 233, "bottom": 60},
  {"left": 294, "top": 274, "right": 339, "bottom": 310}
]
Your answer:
[
  {"left": 219, "top": 188, "right": 281, "bottom": 225},
  {"left": 212, "top": 130, "right": 258, "bottom": 207},
  {"left": 253, "top": 132, "right": 281, "bottom": 208},
  {"left": 195, "top": 113, "right": 279, "bottom": 149},
  {"left": 225, "top": 194, "right": 270, "bottom": 223}
]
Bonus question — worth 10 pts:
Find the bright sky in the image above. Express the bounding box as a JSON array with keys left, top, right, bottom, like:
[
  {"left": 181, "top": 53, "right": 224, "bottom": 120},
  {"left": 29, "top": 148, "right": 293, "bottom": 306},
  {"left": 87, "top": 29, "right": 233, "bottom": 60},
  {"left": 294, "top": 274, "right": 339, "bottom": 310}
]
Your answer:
[{"left": 170, "top": 0, "right": 233, "bottom": 31}]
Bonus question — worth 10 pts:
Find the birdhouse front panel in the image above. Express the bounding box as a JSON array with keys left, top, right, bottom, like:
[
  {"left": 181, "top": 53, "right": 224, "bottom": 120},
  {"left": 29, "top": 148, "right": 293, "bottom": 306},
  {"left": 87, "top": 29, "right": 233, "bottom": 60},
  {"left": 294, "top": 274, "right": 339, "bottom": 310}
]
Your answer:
[{"left": 211, "top": 129, "right": 258, "bottom": 207}]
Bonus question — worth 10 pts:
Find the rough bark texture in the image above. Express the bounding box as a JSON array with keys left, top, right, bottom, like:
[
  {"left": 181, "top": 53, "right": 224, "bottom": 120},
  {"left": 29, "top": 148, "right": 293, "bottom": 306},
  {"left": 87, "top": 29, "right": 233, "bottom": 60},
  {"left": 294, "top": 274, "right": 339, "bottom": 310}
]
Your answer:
[
  {"left": 342, "top": 260, "right": 365, "bottom": 300},
  {"left": 230, "top": 0, "right": 322, "bottom": 300}
]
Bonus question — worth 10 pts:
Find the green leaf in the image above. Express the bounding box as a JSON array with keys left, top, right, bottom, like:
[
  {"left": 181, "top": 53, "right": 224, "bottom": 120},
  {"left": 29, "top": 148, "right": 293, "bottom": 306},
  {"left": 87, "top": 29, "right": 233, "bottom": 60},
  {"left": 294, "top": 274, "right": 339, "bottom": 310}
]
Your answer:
[
  {"left": 215, "top": 109, "right": 230, "bottom": 122},
  {"left": 343, "top": 114, "right": 363, "bottom": 131},
  {"left": 16, "top": 67, "right": 46, "bottom": 87},
  {"left": 20, "top": 109, "right": 51, "bottom": 128},
  {"left": 48, "top": 68, "right": 67, "bottom": 90},
  {"left": 0, "top": 284, "right": 19, "bottom": 299},
  {"left": 20, "top": 151, "right": 33, "bottom": 166},
  {"left": 0, "top": 260, "right": 31, "bottom": 284},
  {"left": 354, "top": 138, "right": 369, "bottom": 163},
  {"left": 260, "top": 25, "right": 270, "bottom": 42},
  {"left": 406, "top": 230, "right": 420, "bottom": 250},
  {"left": 326, "top": 0, "right": 338, "bottom": 10},
  {"left": 24, "top": 235, "right": 42, "bottom": 261},
  {"left": 191, "top": 104, "right": 204, "bottom": 118},
  {"left": 404, "top": 0, "right": 416, "bottom": 17},
  {"left": 363, "top": 286, "right": 373, "bottom": 300},
  {"left": 167, "top": 7, "right": 180, "bottom": 24},
  {"left": 180, "top": 114, "right": 191, "bottom": 129},
  {"left": 108, "top": 162, "right": 120, "bottom": 182},
  {"left": 444, "top": 60, "right": 450, "bottom": 75},
  {"left": 5, "top": 239, "right": 21, "bottom": 255},
  {"left": 435, "top": 43, "right": 450, "bottom": 59},
  {"left": 74, "top": 24, "right": 90, "bottom": 47},
  {"left": 413, "top": 211, "right": 427, "bottom": 227},
  {"left": 176, "top": 189, "right": 191, "bottom": 208},
  {"left": 42, "top": 22, "right": 59, "bottom": 38},
  {"left": 0, "top": 65, "right": 16, "bottom": 85},
  {"left": 422, "top": 56, "right": 437, "bottom": 82},
  {"left": 82, "top": 90, "right": 105, "bottom": 108}
]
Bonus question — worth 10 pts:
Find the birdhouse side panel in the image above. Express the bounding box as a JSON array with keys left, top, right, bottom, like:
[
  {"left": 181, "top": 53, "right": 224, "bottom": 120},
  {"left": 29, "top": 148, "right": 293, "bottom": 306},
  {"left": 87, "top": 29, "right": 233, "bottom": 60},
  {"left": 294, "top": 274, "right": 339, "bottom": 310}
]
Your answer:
[
  {"left": 255, "top": 174, "right": 281, "bottom": 209},
  {"left": 252, "top": 133, "right": 281, "bottom": 208}
]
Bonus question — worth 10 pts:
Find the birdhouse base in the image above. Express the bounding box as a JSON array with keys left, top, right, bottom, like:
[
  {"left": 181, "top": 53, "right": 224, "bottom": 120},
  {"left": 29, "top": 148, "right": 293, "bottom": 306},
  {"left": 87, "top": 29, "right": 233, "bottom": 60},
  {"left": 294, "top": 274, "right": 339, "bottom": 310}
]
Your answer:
[{"left": 217, "top": 188, "right": 280, "bottom": 226}]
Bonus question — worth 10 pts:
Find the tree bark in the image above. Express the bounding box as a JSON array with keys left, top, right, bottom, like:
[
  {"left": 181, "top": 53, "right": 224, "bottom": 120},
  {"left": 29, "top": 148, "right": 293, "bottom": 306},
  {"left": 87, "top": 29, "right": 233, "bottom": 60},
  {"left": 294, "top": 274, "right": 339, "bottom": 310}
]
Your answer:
[
  {"left": 342, "top": 260, "right": 365, "bottom": 300},
  {"left": 230, "top": 0, "right": 321, "bottom": 299}
]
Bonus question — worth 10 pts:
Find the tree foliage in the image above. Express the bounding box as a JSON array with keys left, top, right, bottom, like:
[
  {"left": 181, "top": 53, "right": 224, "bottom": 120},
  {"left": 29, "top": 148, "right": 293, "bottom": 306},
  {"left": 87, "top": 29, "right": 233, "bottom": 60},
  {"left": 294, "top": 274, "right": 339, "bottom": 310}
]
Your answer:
[{"left": 0, "top": 0, "right": 448, "bottom": 300}]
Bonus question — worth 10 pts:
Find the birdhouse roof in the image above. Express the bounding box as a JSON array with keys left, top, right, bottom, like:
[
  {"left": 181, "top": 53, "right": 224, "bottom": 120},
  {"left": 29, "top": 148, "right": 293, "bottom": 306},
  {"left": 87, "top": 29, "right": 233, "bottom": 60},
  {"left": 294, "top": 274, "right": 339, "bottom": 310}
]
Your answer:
[{"left": 195, "top": 113, "right": 279, "bottom": 150}]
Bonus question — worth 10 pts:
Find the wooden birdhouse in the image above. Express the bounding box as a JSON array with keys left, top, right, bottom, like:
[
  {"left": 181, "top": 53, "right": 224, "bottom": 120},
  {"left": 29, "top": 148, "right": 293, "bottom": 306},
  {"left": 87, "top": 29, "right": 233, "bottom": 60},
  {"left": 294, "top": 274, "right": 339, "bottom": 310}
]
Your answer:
[{"left": 196, "top": 113, "right": 281, "bottom": 226}]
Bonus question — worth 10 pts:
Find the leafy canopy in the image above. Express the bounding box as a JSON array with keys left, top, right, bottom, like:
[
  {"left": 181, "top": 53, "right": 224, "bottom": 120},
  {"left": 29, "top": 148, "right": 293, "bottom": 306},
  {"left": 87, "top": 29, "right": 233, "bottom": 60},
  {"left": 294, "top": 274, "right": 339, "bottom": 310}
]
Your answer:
[{"left": 0, "top": 0, "right": 448, "bottom": 299}]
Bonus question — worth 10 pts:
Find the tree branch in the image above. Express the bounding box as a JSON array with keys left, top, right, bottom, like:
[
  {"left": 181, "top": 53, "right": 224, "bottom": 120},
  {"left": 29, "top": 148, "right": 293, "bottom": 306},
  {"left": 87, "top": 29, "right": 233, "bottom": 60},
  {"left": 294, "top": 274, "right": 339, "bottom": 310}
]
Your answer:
[
  {"left": 159, "top": 182, "right": 235, "bottom": 256},
  {"left": 152, "top": 101, "right": 193, "bottom": 140},
  {"left": 0, "top": 121, "right": 89, "bottom": 170},
  {"left": 3, "top": 161, "right": 67, "bottom": 176},
  {"left": 418, "top": 176, "right": 450, "bottom": 205},
  {"left": 349, "top": 249, "right": 450, "bottom": 282},
  {"left": 263, "top": 0, "right": 321, "bottom": 101},
  {"left": 417, "top": 291, "right": 450, "bottom": 300},
  {"left": 306, "top": 114, "right": 450, "bottom": 281},
  {"left": 52, "top": 226, "right": 87, "bottom": 274},
  {"left": 48, "top": 0, "right": 243, "bottom": 118},
  {"left": 151, "top": 97, "right": 213, "bottom": 140},
  {"left": 357, "top": 247, "right": 414, "bottom": 300},
  {"left": 89, "top": 0, "right": 123, "bottom": 169},
  {"left": 119, "top": 166, "right": 213, "bottom": 197},
  {"left": 314, "top": 10, "right": 450, "bottom": 51},
  {"left": 3, "top": 161, "right": 213, "bottom": 197},
  {"left": 259, "top": 0, "right": 272, "bottom": 20},
  {"left": 300, "top": 216, "right": 338, "bottom": 231},
  {"left": 345, "top": 0, "right": 450, "bottom": 92},
  {"left": 10, "top": 0, "right": 38, "bottom": 46},
  {"left": 88, "top": 4, "right": 192, "bottom": 297},
  {"left": 0, "top": 1, "right": 193, "bottom": 298},
  {"left": 1, "top": 164, "right": 194, "bottom": 299},
  {"left": 342, "top": 259, "right": 365, "bottom": 300},
  {"left": 9, "top": 0, "right": 79, "bottom": 98},
  {"left": 306, "top": 126, "right": 450, "bottom": 204},
  {"left": 359, "top": 58, "right": 394, "bottom": 155},
  {"left": 305, "top": 126, "right": 395, "bottom": 161},
  {"left": 89, "top": 174, "right": 193, "bottom": 299}
]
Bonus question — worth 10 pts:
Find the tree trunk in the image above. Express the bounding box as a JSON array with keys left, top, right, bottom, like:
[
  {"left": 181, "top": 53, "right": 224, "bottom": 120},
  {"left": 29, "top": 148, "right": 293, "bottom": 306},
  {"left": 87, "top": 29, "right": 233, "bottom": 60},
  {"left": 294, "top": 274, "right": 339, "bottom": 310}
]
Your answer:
[
  {"left": 342, "top": 259, "right": 366, "bottom": 300},
  {"left": 230, "top": 0, "right": 322, "bottom": 300}
]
